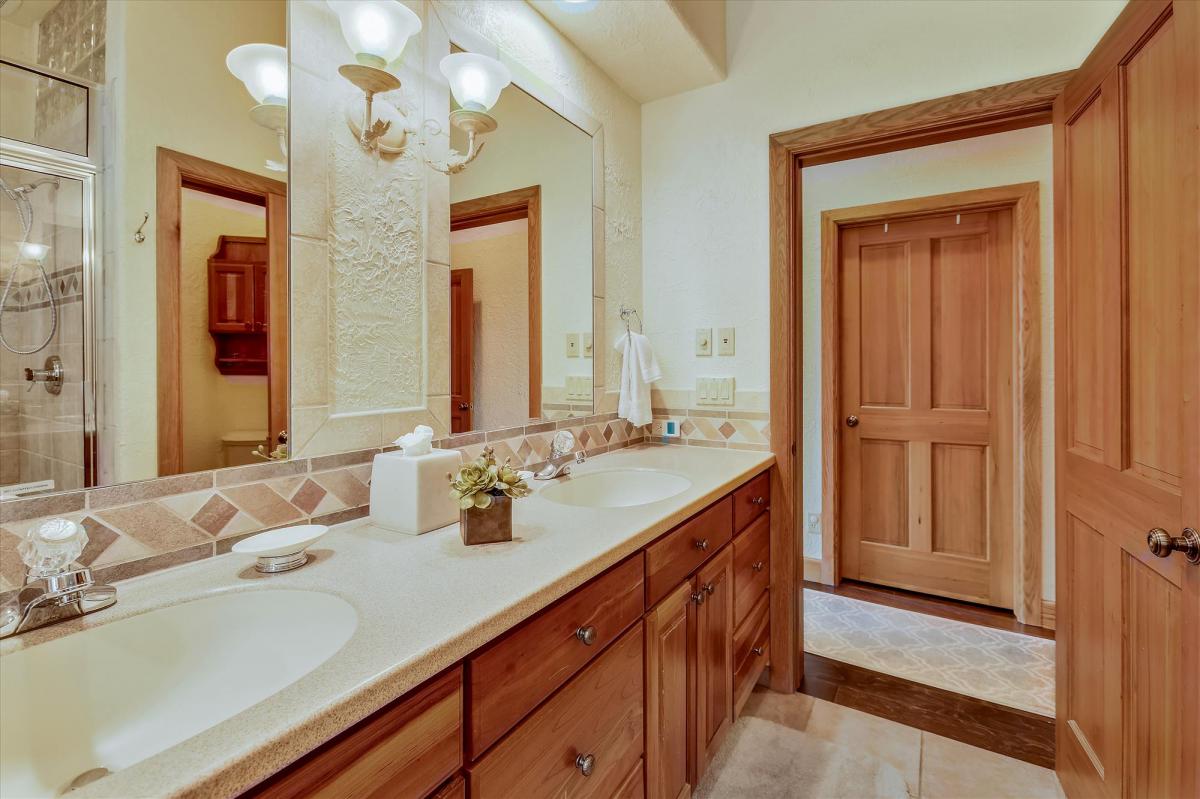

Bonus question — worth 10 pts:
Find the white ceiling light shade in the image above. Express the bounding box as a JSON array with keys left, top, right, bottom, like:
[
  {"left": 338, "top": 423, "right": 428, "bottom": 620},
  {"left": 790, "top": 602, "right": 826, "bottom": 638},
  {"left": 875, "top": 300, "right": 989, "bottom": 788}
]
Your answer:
[
  {"left": 326, "top": 0, "right": 422, "bottom": 69},
  {"left": 225, "top": 44, "right": 288, "bottom": 105},
  {"left": 439, "top": 52, "right": 511, "bottom": 112}
]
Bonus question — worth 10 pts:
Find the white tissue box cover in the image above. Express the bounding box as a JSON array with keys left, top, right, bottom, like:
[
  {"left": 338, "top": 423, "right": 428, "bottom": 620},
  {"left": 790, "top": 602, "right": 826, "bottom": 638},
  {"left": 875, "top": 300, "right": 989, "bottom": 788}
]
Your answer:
[{"left": 370, "top": 448, "right": 462, "bottom": 535}]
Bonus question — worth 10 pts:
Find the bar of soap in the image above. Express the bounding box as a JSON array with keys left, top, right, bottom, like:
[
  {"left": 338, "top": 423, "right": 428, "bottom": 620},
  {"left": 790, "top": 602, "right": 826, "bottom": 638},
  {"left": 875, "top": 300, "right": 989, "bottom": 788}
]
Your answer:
[{"left": 370, "top": 448, "right": 463, "bottom": 535}]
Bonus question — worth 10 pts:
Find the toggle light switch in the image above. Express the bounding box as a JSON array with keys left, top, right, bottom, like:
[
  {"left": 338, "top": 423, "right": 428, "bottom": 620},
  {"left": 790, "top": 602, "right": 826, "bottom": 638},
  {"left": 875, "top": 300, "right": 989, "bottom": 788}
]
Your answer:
[{"left": 696, "top": 328, "right": 712, "bottom": 356}]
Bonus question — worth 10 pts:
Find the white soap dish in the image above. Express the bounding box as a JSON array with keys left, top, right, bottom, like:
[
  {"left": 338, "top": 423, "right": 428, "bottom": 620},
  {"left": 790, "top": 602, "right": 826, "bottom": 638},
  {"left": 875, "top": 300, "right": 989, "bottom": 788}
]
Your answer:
[{"left": 232, "top": 524, "right": 329, "bottom": 573}]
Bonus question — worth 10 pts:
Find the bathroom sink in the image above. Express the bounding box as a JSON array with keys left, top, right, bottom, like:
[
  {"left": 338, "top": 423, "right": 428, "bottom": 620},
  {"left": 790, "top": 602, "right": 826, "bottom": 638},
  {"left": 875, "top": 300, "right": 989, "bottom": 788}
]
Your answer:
[
  {"left": 0, "top": 590, "right": 357, "bottom": 798},
  {"left": 540, "top": 468, "right": 692, "bottom": 508}
]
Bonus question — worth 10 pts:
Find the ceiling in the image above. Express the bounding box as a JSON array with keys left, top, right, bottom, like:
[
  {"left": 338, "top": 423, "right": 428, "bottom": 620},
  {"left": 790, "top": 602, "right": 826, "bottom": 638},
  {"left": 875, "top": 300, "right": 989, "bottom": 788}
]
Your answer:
[{"left": 527, "top": 0, "right": 726, "bottom": 104}]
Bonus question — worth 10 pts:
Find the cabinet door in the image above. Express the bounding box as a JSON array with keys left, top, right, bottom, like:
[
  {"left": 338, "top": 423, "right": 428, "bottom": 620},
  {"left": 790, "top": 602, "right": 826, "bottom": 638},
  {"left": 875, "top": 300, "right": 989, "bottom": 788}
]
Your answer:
[
  {"left": 253, "top": 263, "right": 270, "bottom": 331},
  {"left": 209, "top": 261, "right": 255, "bottom": 333},
  {"left": 691, "top": 546, "right": 733, "bottom": 784},
  {"left": 644, "top": 581, "right": 691, "bottom": 799}
]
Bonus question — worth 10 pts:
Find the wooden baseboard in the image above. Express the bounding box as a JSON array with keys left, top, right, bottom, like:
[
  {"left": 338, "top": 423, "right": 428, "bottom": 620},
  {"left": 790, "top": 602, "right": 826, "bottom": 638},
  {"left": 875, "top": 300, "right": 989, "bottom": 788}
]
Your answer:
[
  {"left": 1041, "top": 600, "right": 1056, "bottom": 630},
  {"left": 803, "top": 557, "right": 826, "bottom": 583}
]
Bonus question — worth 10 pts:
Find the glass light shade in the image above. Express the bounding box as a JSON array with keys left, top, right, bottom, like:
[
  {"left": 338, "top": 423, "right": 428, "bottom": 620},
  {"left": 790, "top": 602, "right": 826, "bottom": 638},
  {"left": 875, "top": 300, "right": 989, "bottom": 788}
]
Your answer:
[
  {"left": 18, "top": 242, "right": 50, "bottom": 263},
  {"left": 226, "top": 44, "right": 288, "bottom": 105},
  {"left": 326, "top": 0, "right": 422, "bottom": 68},
  {"left": 440, "top": 53, "right": 511, "bottom": 112}
]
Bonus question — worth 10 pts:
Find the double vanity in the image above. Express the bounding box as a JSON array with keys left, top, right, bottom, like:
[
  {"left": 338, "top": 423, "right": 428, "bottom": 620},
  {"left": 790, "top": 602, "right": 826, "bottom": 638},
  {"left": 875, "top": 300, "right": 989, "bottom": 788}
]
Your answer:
[{"left": 0, "top": 445, "right": 774, "bottom": 799}]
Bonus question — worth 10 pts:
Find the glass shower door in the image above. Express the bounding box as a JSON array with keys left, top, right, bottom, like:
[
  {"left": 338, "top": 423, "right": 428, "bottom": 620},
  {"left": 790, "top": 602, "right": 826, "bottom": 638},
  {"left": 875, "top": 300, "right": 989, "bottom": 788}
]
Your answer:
[{"left": 0, "top": 161, "right": 90, "bottom": 496}]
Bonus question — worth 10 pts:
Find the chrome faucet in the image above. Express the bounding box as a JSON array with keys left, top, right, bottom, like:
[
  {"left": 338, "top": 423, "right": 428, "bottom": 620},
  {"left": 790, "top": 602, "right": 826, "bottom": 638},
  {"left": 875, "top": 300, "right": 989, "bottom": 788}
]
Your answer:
[
  {"left": 0, "top": 518, "right": 116, "bottom": 639},
  {"left": 534, "top": 430, "right": 586, "bottom": 480}
]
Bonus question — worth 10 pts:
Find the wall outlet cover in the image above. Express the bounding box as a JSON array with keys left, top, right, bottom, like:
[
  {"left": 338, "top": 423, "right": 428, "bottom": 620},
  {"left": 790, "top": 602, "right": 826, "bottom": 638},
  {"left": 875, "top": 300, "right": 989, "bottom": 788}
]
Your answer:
[
  {"left": 695, "top": 328, "right": 712, "bottom": 356},
  {"left": 717, "top": 327, "right": 735, "bottom": 356},
  {"left": 566, "top": 333, "right": 580, "bottom": 358},
  {"left": 650, "top": 419, "right": 680, "bottom": 438}
]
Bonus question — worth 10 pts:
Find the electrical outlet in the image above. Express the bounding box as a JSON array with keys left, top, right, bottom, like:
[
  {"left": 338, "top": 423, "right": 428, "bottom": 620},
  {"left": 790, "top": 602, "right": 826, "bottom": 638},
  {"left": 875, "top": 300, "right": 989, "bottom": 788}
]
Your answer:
[
  {"left": 695, "top": 328, "right": 712, "bottom": 356},
  {"left": 807, "top": 513, "right": 821, "bottom": 534},
  {"left": 650, "top": 418, "right": 681, "bottom": 438},
  {"left": 717, "top": 327, "right": 735, "bottom": 356},
  {"left": 566, "top": 333, "right": 580, "bottom": 358}
]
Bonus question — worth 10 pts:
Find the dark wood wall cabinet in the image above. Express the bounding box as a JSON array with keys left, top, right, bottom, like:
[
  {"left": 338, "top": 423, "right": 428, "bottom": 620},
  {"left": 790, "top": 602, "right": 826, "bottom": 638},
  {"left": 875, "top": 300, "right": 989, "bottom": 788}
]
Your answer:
[
  {"left": 208, "top": 235, "right": 269, "bottom": 376},
  {"left": 241, "top": 466, "right": 773, "bottom": 799}
]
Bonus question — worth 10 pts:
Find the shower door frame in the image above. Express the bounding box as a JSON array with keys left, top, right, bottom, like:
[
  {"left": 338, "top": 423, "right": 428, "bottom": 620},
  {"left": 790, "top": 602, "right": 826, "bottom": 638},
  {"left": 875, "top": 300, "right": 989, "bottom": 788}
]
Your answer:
[{"left": 1, "top": 135, "right": 102, "bottom": 489}]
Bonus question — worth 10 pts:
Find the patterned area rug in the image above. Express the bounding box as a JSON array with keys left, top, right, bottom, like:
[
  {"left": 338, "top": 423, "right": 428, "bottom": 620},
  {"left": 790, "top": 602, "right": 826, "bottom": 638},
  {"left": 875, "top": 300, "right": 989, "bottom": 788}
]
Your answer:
[{"left": 803, "top": 589, "right": 1055, "bottom": 716}]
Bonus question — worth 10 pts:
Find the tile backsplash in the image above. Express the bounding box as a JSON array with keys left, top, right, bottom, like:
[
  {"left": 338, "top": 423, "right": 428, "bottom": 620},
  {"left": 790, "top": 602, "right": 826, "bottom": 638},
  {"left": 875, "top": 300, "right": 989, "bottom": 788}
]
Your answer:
[{"left": 0, "top": 412, "right": 647, "bottom": 597}]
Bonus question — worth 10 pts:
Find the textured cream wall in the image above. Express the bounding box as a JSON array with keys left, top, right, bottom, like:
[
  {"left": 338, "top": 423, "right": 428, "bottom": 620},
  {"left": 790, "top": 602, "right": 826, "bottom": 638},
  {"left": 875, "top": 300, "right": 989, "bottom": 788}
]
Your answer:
[
  {"left": 641, "top": 0, "right": 1124, "bottom": 411},
  {"left": 104, "top": 0, "right": 284, "bottom": 483},
  {"left": 801, "top": 126, "right": 1057, "bottom": 598},
  {"left": 179, "top": 190, "right": 268, "bottom": 474},
  {"left": 449, "top": 84, "right": 593, "bottom": 397},
  {"left": 450, "top": 224, "right": 529, "bottom": 431}
]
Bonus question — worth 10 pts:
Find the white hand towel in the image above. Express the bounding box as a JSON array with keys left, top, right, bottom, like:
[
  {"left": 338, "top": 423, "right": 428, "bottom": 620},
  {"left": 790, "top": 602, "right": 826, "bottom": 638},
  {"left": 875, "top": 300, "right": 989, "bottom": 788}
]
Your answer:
[{"left": 614, "top": 331, "right": 661, "bottom": 427}]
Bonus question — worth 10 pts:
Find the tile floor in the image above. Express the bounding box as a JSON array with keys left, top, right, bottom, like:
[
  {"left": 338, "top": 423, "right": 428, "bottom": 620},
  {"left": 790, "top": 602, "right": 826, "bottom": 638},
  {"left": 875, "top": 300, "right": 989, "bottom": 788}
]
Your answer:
[{"left": 741, "top": 687, "right": 1066, "bottom": 798}]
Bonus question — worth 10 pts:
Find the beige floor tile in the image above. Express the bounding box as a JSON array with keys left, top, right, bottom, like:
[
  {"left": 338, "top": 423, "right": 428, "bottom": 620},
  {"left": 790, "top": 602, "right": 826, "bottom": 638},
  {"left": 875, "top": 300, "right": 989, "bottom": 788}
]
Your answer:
[
  {"left": 920, "top": 732, "right": 1065, "bottom": 799},
  {"left": 741, "top": 686, "right": 816, "bottom": 729}
]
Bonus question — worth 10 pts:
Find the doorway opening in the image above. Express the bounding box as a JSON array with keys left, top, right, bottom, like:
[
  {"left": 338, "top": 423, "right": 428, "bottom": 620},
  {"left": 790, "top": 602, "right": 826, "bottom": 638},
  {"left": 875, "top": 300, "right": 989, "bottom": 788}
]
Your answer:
[
  {"left": 156, "top": 148, "right": 288, "bottom": 475},
  {"left": 449, "top": 185, "right": 541, "bottom": 434}
]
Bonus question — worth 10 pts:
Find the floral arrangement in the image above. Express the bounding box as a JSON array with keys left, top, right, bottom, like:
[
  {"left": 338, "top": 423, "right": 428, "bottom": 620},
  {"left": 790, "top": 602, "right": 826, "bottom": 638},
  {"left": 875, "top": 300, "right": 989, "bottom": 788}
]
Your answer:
[{"left": 448, "top": 446, "right": 531, "bottom": 510}]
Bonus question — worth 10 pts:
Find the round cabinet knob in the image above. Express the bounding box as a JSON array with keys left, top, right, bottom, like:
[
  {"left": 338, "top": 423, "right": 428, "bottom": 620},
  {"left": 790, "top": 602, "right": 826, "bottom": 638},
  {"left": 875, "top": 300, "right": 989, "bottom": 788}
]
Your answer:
[
  {"left": 845, "top": 415, "right": 859, "bottom": 428},
  {"left": 704, "top": 582, "right": 715, "bottom": 596},
  {"left": 752, "top": 646, "right": 765, "bottom": 656},
  {"left": 575, "top": 753, "right": 596, "bottom": 777},
  {"left": 575, "top": 625, "right": 597, "bottom": 646},
  {"left": 694, "top": 538, "right": 709, "bottom": 551},
  {"left": 691, "top": 590, "right": 707, "bottom": 606},
  {"left": 1147, "top": 527, "right": 1200, "bottom": 564},
  {"left": 752, "top": 561, "right": 766, "bottom": 573}
]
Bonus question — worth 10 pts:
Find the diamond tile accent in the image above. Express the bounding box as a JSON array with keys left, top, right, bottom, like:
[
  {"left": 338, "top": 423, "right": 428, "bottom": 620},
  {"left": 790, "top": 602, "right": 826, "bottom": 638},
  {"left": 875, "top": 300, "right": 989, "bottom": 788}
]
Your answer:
[
  {"left": 190, "top": 495, "right": 239, "bottom": 536},
  {"left": 289, "top": 479, "right": 328, "bottom": 515}
]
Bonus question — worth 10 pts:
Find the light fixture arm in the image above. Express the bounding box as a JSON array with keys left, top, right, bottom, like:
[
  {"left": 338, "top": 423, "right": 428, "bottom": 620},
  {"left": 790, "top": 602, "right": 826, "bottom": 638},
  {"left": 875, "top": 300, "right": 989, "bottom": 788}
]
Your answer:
[{"left": 424, "top": 128, "right": 487, "bottom": 175}]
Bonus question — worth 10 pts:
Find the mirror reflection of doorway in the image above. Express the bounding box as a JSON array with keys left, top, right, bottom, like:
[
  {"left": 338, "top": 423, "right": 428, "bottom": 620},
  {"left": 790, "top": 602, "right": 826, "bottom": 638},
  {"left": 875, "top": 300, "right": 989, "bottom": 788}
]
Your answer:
[
  {"left": 449, "top": 186, "right": 541, "bottom": 434},
  {"left": 157, "top": 148, "right": 287, "bottom": 474}
]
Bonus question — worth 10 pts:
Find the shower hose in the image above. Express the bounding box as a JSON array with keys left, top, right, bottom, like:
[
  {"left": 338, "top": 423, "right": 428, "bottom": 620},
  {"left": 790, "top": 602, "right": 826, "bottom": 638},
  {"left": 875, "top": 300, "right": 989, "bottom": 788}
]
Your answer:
[{"left": 0, "top": 176, "right": 58, "bottom": 355}]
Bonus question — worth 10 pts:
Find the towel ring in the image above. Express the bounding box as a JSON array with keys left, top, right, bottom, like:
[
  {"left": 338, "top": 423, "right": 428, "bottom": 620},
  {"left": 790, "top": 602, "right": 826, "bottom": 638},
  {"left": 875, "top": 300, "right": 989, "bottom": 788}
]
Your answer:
[{"left": 619, "top": 305, "right": 642, "bottom": 334}]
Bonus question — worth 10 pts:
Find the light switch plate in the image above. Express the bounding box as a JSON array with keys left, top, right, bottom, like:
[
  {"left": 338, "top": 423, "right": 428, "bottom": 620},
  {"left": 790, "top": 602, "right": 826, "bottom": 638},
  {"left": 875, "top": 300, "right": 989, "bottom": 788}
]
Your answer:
[
  {"left": 717, "top": 327, "right": 735, "bottom": 356},
  {"left": 695, "top": 328, "right": 712, "bottom": 356},
  {"left": 566, "top": 333, "right": 580, "bottom": 358},
  {"left": 582, "top": 333, "right": 593, "bottom": 358},
  {"left": 696, "top": 377, "right": 735, "bottom": 406}
]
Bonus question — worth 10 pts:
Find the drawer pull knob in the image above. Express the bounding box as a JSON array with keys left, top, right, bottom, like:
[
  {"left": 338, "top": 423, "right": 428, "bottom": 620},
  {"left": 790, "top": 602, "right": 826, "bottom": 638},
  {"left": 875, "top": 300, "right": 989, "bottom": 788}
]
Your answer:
[
  {"left": 704, "top": 582, "right": 715, "bottom": 596},
  {"left": 575, "top": 625, "right": 597, "bottom": 646},
  {"left": 691, "top": 590, "right": 706, "bottom": 605},
  {"left": 752, "top": 561, "right": 766, "bottom": 573},
  {"left": 575, "top": 753, "right": 596, "bottom": 777},
  {"left": 694, "top": 538, "right": 709, "bottom": 551},
  {"left": 752, "top": 646, "right": 764, "bottom": 656},
  {"left": 751, "top": 496, "right": 767, "bottom": 506}
]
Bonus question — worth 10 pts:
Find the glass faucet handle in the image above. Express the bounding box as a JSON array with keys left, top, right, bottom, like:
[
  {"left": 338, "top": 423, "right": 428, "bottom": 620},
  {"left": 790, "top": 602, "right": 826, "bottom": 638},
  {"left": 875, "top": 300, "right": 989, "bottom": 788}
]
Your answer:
[{"left": 18, "top": 518, "right": 88, "bottom": 578}]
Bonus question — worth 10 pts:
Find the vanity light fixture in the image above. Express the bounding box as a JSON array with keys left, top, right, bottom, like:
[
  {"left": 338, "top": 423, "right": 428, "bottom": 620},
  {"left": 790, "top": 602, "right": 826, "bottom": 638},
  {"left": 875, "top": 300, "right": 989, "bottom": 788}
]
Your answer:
[
  {"left": 226, "top": 43, "right": 289, "bottom": 172},
  {"left": 327, "top": 0, "right": 422, "bottom": 151},
  {"left": 431, "top": 52, "right": 512, "bottom": 174}
]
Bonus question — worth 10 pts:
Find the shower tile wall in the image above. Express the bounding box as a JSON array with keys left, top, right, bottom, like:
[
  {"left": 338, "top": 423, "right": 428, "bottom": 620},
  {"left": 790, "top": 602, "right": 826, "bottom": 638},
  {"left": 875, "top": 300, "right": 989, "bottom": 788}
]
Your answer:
[{"left": 0, "top": 171, "right": 86, "bottom": 493}]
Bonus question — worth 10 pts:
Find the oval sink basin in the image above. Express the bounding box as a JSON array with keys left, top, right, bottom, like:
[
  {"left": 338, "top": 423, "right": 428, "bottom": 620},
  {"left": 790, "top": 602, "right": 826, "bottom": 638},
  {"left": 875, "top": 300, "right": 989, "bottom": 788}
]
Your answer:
[
  {"left": 540, "top": 468, "right": 692, "bottom": 508},
  {"left": 0, "top": 590, "right": 357, "bottom": 798}
]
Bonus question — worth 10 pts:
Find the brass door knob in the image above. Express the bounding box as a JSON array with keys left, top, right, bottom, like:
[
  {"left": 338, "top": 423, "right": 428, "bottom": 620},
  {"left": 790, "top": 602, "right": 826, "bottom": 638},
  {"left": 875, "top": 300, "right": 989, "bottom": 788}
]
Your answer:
[
  {"left": 575, "top": 753, "right": 595, "bottom": 777},
  {"left": 846, "top": 415, "right": 859, "bottom": 428},
  {"left": 575, "top": 625, "right": 597, "bottom": 646},
  {"left": 694, "top": 538, "right": 709, "bottom": 551},
  {"left": 1147, "top": 528, "right": 1200, "bottom": 564}
]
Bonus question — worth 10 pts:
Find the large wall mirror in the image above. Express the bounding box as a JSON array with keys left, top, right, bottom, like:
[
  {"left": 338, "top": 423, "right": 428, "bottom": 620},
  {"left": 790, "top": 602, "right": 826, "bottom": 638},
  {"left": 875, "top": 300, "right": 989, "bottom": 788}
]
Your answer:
[
  {"left": 0, "top": 0, "right": 287, "bottom": 496},
  {"left": 447, "top": 67, "right": 595, "bottom": 433}
]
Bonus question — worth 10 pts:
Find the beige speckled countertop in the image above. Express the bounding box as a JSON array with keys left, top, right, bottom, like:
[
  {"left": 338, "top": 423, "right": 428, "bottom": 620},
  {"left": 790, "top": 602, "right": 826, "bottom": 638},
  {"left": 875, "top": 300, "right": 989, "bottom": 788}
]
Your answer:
[{"left": 2, "top": 444, "right": 772, "bottom": 799}]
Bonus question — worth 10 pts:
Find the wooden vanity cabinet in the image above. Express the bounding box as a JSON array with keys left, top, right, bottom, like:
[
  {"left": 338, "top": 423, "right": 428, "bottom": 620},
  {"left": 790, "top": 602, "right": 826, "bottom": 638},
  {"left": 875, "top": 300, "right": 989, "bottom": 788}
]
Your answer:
[
  {"left": 691, "top": 546, "right": 735, "bottom": 784},
  {"left": 645, "top": 581, "right": 692, "bottom": 799}
]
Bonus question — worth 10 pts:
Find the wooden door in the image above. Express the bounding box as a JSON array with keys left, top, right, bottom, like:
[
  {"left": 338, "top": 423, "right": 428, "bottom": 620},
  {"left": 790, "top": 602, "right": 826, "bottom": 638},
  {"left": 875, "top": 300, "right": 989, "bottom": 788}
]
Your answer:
[
  {"left": 691, "top": 547, "right": 733, "bottom": 784},
  {"left": 645, "top": 581, "right": 691, "bottom": 799},
  {"left": 208, "top": 261, "right": 256, "bottom": 333},
  {"left": 839, "top": 209, "right": 1015, "bottom": 607},
  {"left": 1054, "top": 2, "right": 1199, "bottom": 798},
  {"left": 450, "top": 269, "right": 474, "bottom": 433}
]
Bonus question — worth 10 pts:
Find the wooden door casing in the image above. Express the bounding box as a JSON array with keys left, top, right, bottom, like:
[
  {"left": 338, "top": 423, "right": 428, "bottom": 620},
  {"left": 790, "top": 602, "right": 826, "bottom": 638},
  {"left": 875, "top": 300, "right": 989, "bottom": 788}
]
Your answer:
[
  {"left": 839, "top": 209, "right": 1015, "bottom": 608},
  {"left": 1053, "top": 2, "right": 1199, "bottom": 798},
  {"left": 450, "top": 269, "right": 474, "bottom": 434}
]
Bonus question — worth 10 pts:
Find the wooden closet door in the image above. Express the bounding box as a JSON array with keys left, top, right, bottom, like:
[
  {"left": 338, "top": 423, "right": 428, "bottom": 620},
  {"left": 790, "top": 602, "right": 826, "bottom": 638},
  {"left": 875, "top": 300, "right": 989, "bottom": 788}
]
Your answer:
[
  {"left": 1054, "top": 2, "right": 1199, "bottom": 797},
  {"left": 839, "top": 209, "right": 1015, "bottom": 607}
]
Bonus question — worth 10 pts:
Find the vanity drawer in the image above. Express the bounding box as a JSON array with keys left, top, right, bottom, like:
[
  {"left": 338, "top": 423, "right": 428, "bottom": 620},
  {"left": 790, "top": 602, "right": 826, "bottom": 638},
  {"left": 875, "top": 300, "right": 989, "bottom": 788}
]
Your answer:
[
  {"left": 644, "top": 497, "right": 733, "bottom": 607},
  {"left": 614, "top": 758, "right": 646, "bottom": 799},
  {"left": 732, "top": 471, "right": 770, "bottom": 534},
  {"left": 732, "top": 513, "right": 770, "bottom": 625},
  {"left": 468, "top": 623, "right": 644, "bottom": 799},
  {"left": 733, "top": 592, "right": 770, "bottom": 719},
  {"left": 244, "top": 667, "right": 462, "bottom": 799},
  {"left": 467, "top": 556, "right": 644, "bottom": 758}
]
